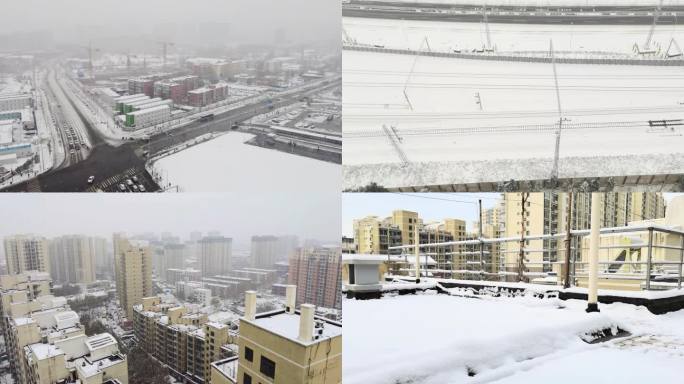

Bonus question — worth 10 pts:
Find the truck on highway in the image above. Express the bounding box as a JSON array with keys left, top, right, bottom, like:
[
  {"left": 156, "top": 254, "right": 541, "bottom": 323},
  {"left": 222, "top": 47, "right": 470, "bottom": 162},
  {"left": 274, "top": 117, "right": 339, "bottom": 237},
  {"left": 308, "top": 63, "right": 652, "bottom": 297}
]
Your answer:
[{"left": 200, "top": 113, "right": 215, "bottom": 122}]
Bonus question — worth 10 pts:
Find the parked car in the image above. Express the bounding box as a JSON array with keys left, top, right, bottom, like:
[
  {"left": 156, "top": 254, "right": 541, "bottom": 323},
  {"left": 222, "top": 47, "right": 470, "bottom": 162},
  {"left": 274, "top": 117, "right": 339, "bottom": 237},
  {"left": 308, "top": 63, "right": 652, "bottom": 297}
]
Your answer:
[{"left": 87, "top": 175, "right": 95, "bottom": 184}]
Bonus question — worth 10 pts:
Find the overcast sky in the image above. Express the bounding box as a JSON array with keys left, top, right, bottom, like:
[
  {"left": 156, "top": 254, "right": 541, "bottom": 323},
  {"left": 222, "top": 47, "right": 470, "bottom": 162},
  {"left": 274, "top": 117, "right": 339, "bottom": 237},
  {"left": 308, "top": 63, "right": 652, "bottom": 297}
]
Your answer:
[
  {"left": 0, "top": 0, "right": 340, "bottom": 48},
  {"left": 0, "top": 192, "right": 340, "bottom": 255}
]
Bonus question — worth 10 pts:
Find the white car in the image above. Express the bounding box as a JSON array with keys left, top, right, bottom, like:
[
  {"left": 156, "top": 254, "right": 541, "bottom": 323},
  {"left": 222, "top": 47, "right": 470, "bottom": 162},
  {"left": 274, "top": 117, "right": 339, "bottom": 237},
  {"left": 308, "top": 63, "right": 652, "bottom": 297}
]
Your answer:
[{"left": 87, "top": 175, "right": 95, "bottom": 184}]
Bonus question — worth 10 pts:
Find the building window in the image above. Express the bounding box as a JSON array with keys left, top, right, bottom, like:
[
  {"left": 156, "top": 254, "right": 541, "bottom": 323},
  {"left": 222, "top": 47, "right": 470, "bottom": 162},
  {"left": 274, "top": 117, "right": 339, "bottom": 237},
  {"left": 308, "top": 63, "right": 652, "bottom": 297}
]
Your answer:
[
  {"left": 348, "top": 265, "right": 355, "bottom": 284},
  {"left": 244, "top": 346, "right": 253, "bottom": 362},
  {"left": 260, "top": 356, "right": 276, "bottom": 379},
  {"left": 243, "top": 373, "right": 252, "bottom": 384}
]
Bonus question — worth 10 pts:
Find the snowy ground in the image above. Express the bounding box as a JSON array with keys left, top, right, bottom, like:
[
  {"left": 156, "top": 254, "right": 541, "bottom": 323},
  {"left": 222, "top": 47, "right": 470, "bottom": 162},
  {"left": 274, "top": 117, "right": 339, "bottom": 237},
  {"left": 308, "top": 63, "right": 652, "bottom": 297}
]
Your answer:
[
  {"left": 343, "top": 289, "right": 684, "bottom": 384},
  {"left": 150, "top": 131, "right": 341, "bottom": 192},
  {"left": 344, "top": 17, "right": 684, "bottom": 55},
  {"left": 343, "top": 31, "right": 684, "bottom": 187}
]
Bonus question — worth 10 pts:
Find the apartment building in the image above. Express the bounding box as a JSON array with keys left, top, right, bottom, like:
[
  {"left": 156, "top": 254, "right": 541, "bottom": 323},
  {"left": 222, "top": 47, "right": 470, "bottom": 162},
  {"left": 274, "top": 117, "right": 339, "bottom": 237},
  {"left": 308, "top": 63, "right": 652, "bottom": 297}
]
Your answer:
[
  {"left": 235, "top": 289, "right": 342, "bottom": 384},
  {"left": 0, "top": 272, "right": 127, "bottom": 384},
  {"left": 502, "top": 192, "right": 667, "bottom": 276},
  {"left": 158, "top": 243, "right": 186, "bottom": 281},
  {"left": 48, "top": 235, "right": 97, "bottom": 284},
  {"left": 574, "top": 195, "right": 684, "bottom": 290},
  {"left": 199, "top": 236, "right": 233, "bottom": 277},
  {"left": 288, "top": 246, "right": 342, "bottom": 310},
  {"left": 132, "top": 296, "right": 237, "bottom": 384},
  {"left": 3, "top": 235, "right": 49, "bottom": 275},
  {"left": 114, "top": 235, "right": 153, "bottom": 319},
  {"left": 250, "top": 236, "right": 280, "bottom": 269},
  {"left": 353, "top": 211, "right": 467, "bottom": 272}
]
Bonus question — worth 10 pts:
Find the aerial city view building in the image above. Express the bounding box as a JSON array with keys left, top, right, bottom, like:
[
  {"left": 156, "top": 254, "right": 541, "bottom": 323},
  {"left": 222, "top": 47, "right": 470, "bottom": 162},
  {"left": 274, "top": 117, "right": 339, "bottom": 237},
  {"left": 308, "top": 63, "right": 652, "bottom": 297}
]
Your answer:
[
  {"left": 342, "top": 191, "right": 684, "bottom": 383},
  {"left": 0, "top": 0, "right": 341, "bottom": 192}
]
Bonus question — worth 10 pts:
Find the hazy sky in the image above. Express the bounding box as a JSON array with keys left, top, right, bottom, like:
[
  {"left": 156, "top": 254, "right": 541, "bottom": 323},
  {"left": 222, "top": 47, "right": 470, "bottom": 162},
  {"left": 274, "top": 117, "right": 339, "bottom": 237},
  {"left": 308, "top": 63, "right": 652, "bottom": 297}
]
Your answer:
[
  {"left": 0, "top": 192, "right": 340, "bottom": 254},
  {"left": 1, "top": 0, "right": 340, "bottom": 47}
]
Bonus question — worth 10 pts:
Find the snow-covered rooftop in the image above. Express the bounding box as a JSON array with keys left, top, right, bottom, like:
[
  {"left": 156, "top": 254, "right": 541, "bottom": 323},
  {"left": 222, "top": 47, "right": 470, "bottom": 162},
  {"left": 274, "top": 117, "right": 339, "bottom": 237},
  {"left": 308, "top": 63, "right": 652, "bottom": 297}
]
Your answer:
[
  {"left": 248, "top": 312, "right": 342, "bottom": 346},
  {"left": 343, "top": 289, "right": 684, "bottom": 384}
]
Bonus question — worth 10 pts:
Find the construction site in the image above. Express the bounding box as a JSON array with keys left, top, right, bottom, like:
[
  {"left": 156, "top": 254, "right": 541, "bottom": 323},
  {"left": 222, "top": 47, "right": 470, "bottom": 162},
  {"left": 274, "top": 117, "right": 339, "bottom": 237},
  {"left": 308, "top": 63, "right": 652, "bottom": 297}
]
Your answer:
[
  {"left": 342, "top": 191, "right": 684, "bottom": 384},
  {"left": 342, "top": 0, "right": 684, "bottom": 191}
]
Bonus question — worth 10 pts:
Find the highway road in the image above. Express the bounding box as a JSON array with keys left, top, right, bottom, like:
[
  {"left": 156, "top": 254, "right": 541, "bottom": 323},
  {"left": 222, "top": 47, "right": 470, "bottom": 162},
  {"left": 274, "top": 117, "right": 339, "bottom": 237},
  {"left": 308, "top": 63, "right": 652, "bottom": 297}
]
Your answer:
[
  {"left": 343, "top": 1, "right": 684, "bottom": 25},
  {"left": 3, "top": 78, "right": 340, "bottom": 192}
]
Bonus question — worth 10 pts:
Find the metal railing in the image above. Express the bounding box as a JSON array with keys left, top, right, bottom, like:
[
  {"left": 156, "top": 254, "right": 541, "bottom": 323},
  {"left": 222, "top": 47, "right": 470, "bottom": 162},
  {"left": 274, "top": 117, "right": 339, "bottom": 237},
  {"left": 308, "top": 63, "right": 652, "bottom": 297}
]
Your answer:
[{"left": 388, "top": 225, "right": 684, "bottom": 291}]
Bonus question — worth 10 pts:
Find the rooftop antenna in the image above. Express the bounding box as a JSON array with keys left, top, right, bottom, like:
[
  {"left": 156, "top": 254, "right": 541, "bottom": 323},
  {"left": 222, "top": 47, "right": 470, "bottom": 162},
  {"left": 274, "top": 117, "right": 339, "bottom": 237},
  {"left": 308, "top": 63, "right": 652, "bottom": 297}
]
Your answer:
[{"left": 549, "top": 39, "right": 564, "bottom": 181}]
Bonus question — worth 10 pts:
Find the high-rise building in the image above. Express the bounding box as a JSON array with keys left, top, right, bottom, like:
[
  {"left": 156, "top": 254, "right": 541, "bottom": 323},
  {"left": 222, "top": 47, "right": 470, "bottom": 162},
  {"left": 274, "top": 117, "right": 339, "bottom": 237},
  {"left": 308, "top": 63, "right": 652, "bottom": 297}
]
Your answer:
[
  {"left": 199, "top": 236, "right": 232, "bottom": 277},
  {"left": 3, "top": 235, "right": 49, "bottom": 275},
  {"left": 114, "top": 235, "right": 153, "bottom": 319},
  {"left": 91, "top": 237, "right": 110, "bottom": 278},
  {"left": 160, "top": 243, "right": 186, "bottom": 281},
  {"left": 250, "top": 236, "right": 279, "bottom": 269},
  {"left": 288, "top": 246, "right": 342, "bottom": 309},
  {"left": 48, "top": 235, "right": 96, "bottom": 284}
]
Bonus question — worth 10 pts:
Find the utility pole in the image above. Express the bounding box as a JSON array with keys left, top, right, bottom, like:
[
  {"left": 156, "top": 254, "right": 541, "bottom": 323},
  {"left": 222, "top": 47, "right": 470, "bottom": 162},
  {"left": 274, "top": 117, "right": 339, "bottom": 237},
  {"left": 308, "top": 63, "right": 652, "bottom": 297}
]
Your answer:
[
  {"left": 517, "top": 193, "right": 529, "bottom": 282},
  {"left": 644, "top": 0, "right": 664, "bottom": 51},
  {"left": 414, "top": 225, "right": 421, "bottom": 283},
  {"left": 550, "top": 39, "right": 563, "bottom": 181},
  {"left": 479, "top": 199, "right": 484, "bottom": 274},
  {"left": 563, "top": 191, "right": 573, "bottom": 288},
  {"left": 587, "top": 193, "right": 601, "bottom": 313},
  {"left": 482, "top": 1, "right": 492, "bottom": 51}
]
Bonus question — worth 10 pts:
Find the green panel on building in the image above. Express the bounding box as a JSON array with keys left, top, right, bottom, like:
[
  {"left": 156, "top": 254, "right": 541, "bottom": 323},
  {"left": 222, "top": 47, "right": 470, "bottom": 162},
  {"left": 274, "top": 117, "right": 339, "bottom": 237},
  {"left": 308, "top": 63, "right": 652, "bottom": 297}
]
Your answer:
[{"left": 125, "top": 114, "right": 135, "bottom": 127}]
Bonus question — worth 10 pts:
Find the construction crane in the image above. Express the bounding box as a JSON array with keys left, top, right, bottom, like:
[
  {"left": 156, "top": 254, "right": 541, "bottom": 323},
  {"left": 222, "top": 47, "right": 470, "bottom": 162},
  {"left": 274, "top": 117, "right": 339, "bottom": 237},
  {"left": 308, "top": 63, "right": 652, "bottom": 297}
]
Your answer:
[
  {"left": 643, "top": 0, "right": 664, "bottom": 52},
  {"left": 159, "top": 41, "right": 175, "bottom": 70}
]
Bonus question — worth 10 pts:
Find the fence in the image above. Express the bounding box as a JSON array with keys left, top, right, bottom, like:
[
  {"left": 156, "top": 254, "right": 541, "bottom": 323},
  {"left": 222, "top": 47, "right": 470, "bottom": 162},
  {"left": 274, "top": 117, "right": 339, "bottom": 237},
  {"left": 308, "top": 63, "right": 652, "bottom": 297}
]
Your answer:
[
  {"left": 343, "top": 44, "right": 684, "bottom": 67},
  {"left": 388, "top": 225, "right": 684, "bottom": 291}
]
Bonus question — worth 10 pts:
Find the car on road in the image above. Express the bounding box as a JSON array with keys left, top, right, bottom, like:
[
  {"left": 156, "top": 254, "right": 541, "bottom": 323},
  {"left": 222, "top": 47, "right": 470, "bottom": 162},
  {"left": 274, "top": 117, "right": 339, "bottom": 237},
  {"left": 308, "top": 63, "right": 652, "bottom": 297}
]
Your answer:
[
  {"left": 87, "top": 176, "right": 95, "bottom": 184},
  {"left": 118, "top": 184, "right": 126, "bottom": 192},
  {"left": 126, "top": 179, "right": 133, "bottom": 186},
  {"left": 131, "top": 185, "right": 139, "bottom": 192},
  {"left": 138, "top": 185, "right": 146, "bottom": 192},
  {"left": 132, "top": 176, "right": 139, "bottom": 183}
]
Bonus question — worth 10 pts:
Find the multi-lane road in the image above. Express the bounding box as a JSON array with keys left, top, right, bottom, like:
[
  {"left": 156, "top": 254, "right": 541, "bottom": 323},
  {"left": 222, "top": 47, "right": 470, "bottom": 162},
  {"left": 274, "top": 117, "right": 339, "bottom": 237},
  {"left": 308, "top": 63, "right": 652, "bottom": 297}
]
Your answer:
[{"left": 343, "top": 1, "right": 684, "bottom": 25}]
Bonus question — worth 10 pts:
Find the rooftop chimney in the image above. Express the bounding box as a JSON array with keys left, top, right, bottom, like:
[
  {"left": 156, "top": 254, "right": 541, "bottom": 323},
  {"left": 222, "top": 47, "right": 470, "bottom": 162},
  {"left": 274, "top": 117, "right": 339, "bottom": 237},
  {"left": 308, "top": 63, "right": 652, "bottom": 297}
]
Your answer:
[
  {"left": 298, "top": 304, "right": 315, "bottom": 343},
  {"left": 244, "top": 291, "right": 256, "bottom": 321},
  {"left": 285, "top": 285, "right": 296, "bottom": 314}
]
